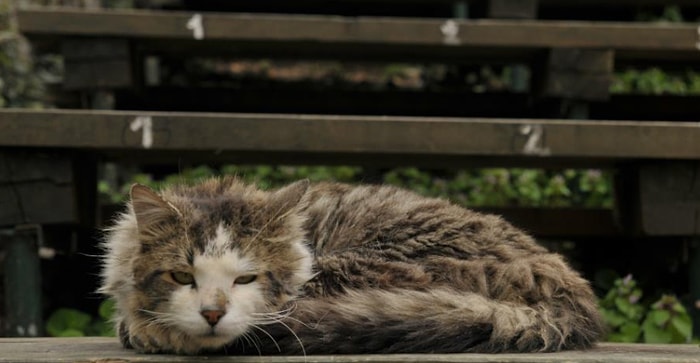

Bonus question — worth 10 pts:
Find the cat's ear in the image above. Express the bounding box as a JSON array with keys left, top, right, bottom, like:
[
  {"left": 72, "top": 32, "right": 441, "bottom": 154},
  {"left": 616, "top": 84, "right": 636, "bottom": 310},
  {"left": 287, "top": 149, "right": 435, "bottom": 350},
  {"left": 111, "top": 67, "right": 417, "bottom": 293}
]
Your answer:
[
  {"left": 130, "top": 184, "right": 182, "bottom": 233},
  {"left": 268, "top": 179, "right": 310, "bottom": 215}
]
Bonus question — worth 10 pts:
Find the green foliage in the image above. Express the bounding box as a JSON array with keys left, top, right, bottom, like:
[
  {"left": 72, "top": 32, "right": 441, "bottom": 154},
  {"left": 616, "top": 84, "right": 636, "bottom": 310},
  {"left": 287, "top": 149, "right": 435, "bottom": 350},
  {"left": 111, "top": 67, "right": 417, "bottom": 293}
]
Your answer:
[
  {"left": 642, "top": 295, "right": 693, "bottom": 344},
  {"left": 46, "top": 299, "right": 116, "bottom": 337},
  {"left": 599, "top": 275, "right": 692, "bottom": 343},
  {"left": 99, "top": 165, "right": 613, "bottom": 209},
  {"left": 611, "top": 68, "right": 700, "bottom": 95},
  {"left": 383, "top": 168, "right": 612, "bottom": 208},
  {"left": 636, "top": 5, "right": 685, "bottom": 23},
  {"left": 0, "top": 4, "right": 45, "bottom": 109}
]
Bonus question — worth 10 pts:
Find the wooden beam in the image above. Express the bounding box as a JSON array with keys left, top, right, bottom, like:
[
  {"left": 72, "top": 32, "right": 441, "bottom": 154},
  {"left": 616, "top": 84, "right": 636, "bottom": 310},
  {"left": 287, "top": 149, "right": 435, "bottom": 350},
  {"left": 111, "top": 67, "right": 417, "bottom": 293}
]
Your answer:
[
  {"left": 1, "top": 109, "right": 700, "bottom": 166},
  {"left": 539, "top": 0, "right": 700, "bottom": 6},
  {"left": 1, "top": 338, "right": 700, "bottom": 362},
  {"left": 16, "top": 9, "right": 700, "bottom": 63}
]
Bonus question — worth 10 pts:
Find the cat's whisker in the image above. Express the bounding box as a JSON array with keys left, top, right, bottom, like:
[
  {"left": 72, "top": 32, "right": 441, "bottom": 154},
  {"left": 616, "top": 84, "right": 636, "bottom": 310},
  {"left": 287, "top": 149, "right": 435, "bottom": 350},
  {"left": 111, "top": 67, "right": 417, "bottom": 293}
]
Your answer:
[
  {"left": 269, "top": 318, "right": 306, "bottom": 359},
  {"left": 248, "top": 324, "right": 281, "bottom": 353},
  {"left": 240, "top": 331, "right": 262, "bottom": 356}
]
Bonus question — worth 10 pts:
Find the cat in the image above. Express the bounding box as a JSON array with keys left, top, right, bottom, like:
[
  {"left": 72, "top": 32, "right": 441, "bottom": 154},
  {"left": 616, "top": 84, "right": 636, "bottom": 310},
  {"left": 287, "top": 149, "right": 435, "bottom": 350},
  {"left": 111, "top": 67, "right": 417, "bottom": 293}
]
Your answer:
[{"left": 99, "top": 177, "right": 604, "bottom": 355}]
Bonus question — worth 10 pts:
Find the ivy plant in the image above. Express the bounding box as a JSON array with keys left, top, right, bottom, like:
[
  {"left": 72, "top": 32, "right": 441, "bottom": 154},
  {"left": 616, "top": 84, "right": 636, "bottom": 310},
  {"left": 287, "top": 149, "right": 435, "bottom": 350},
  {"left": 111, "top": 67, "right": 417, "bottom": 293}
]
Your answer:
[
  {"left": 46, "top": 299, "right": 116, "bottom": 337},
  {"left": 599, "top": 275, "right": 692, "bottom": 343}
]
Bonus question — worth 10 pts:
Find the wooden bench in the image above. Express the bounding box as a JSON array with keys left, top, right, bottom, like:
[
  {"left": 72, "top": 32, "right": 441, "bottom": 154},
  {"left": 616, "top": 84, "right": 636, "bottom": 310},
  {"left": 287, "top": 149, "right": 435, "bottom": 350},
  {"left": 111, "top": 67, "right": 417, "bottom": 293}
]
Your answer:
[
  {"left": 2, "top": 109, "right": 700, "bottom": 165},
  {"left": 5, "top": 3, "right": 700, "bottom": 345},
  {"left": 1, "top": 337, "right": 700, "bottom": 363},
  {"left": 135, "top": 0, "right": 700, "bottom": 21},
  {"left": 18, "top": 8, "right": 700, "bottom": 64},
  {"left": 17, "top": 7, "right": 700, "bottom": 109}
]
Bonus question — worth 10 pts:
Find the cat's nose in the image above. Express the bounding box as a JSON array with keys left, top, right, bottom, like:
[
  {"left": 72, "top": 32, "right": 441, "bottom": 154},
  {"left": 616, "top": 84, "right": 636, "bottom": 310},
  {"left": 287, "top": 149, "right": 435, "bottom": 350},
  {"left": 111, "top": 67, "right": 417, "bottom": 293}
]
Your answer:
[{"left": 200, "top": 309, "right": 226, "bottom": 326}]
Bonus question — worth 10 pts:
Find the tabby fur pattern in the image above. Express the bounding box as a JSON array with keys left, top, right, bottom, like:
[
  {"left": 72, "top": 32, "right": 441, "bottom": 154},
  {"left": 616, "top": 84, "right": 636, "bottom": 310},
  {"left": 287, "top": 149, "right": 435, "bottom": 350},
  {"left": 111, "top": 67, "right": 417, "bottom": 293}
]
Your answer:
[{"left": 100, "top": 177, "right": 603, "bottom": 355}]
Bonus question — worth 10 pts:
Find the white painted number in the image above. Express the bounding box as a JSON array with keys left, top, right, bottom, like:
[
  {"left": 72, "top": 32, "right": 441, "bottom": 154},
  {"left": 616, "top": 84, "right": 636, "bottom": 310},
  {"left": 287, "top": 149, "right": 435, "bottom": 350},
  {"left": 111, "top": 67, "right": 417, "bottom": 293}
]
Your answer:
[
  {"left": 519, "top": 124, "right": 551, "bottom": 156},
  {"left": 187, "top": 13, "right": 205, "bottom": 40},
  {"left": 440, "top": 20, "right": 460, "bottom": 45},
  {"left": 130, "top": 116, "right": 154, "bottom": 149}
]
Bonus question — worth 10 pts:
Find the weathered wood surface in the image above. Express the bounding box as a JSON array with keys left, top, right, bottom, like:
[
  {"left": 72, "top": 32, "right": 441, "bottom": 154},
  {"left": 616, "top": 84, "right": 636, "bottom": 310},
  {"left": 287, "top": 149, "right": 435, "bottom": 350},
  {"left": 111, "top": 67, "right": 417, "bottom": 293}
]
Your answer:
[
  {"left": 1, "top": 109, "right": 700, "bottom": 167},
  {"left": 0, "top": 338, "right": 699, "bottom": 363},
  {"left": 17, "top": 9, "right": 700, "bottom": 63}
]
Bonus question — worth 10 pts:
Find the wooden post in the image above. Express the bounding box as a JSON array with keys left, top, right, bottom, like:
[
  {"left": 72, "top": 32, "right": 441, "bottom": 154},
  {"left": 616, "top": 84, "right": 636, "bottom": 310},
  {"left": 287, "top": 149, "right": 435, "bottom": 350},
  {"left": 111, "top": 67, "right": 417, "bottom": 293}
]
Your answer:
[
  {"left": 2, "top": 227, "right": 42, "bottom": 337},
  {"left": 453, "top": 1, "right": 468, "bottom": 19},
  {"left": 537, "top": 48, "right": 614, "bottom": 102},
  {"left": 62, "top": 38, "right": 133, "bottom": 91},
  {"left": 487, "top": 0, "right": 537, "bottom": 19},
  {"left": 637, "top": 162, "right": 700, "bottom": 236},
  {"left": 690, "top": 237, "right": 700, "bottom": 337}
]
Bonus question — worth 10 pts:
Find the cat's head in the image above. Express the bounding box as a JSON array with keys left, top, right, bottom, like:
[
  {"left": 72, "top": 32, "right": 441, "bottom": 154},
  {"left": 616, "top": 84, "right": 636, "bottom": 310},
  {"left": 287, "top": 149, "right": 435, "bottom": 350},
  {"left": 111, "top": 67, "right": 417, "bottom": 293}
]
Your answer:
[{"left": 124, "top": 178, "right": 313, "bottom": 351}]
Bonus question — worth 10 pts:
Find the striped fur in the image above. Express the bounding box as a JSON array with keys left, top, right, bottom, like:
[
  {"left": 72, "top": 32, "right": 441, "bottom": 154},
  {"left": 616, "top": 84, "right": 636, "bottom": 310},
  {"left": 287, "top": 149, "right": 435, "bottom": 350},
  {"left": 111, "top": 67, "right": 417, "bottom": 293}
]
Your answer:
[{"left": 100, "top": 177, "right": 603, "bottom": 355}]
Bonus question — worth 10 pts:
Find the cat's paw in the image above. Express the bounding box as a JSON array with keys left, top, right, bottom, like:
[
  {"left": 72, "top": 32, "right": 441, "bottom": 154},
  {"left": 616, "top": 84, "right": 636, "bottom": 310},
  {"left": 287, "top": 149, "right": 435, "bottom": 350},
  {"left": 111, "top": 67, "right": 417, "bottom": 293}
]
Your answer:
[
  {"left": 122, "top": 322, "right": 173, "bottom": 354},
  {"left": 128, "top": 332, "right": 166, "bottom": 354},
  {"left": 117, "top": 321, "right": 133, "bottom": 350}
]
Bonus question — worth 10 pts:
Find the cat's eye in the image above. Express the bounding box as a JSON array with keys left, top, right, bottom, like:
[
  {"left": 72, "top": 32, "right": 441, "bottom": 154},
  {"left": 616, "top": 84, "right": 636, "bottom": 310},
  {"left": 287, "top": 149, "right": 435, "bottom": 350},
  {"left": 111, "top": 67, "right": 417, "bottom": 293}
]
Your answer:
[
  {"left": 171, "top": 271, "right": 195, "bottom": 285},
  {"left": 234, "top": 274, "right": 257, "bottom": 285}
]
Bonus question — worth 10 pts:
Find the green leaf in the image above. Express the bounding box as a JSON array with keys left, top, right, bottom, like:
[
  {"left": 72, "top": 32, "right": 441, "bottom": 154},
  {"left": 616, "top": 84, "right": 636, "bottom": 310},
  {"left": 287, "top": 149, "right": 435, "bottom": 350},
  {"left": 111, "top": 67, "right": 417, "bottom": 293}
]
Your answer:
[
  {"left": 619, "top": 323, "right": 642, "bottom": 342},
  {"left": 648, "top": 310, "right": 671, "bottom": 326},
  {"left": 671, "top": 314, "right": 692, "bottom": 340},
  {"left": 89, "top": 320, "right": 115, "bottom": 337},
  {"left": 615, "top": 297, "right": 636, "bottom": 318},
  {"left": 98, "top": 299, "right": 116, "bottom": 321},
  {"left": 642, "top": 318, "right": 673, "bottom": 343},
  {"left": 46, "top": 308, "right": 92, "bottom": 337},
  {"left": 600, "top": 309, "right": 627, "bottom": 328}
]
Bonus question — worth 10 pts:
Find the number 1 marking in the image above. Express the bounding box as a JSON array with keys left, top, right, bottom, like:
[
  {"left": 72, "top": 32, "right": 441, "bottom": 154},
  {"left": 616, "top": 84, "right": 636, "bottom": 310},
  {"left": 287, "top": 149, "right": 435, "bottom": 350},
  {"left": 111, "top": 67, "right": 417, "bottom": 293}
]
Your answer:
[{"left": 187, "top": 13, "right": 205, "bottom": 40}]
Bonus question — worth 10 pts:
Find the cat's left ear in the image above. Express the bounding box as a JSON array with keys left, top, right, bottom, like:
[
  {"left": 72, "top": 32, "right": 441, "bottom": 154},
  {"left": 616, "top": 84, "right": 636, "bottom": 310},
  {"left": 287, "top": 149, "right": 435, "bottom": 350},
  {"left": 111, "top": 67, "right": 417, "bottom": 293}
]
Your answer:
[
  {"left": 268, "top": 179, "right": 310, "bottom": 215},
  {"left": 130, "top": 184, "right": 182, "bottom": 233}
]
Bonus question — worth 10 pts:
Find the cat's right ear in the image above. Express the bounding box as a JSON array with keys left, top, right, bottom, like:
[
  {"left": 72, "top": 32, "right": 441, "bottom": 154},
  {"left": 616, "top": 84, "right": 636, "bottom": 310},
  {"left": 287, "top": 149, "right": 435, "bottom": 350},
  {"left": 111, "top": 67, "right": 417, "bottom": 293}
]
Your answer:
[{"left": 130, "top": 184, "right": 182, "bottom": 234}]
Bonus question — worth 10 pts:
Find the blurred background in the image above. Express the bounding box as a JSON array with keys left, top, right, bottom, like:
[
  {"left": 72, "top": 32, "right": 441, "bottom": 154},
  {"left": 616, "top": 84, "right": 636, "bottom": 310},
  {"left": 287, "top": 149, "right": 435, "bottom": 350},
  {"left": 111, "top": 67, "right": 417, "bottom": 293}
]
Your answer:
[{"left": 1, "top": 0, "right": 700, "bottom": 345}]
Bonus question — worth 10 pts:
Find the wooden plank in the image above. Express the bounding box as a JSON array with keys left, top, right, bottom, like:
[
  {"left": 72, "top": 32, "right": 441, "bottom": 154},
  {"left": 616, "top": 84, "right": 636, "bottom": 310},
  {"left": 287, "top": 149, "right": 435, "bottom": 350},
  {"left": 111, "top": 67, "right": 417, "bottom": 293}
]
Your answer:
[
  {"left": 1, "top": 109, "right": 700, "bottom": 165},
  {"left": 1, "top": 338, "right": 700, "bottom": 363},
  {"left": 135, "top": 0, "right": 700, "bottom": 8},
  {"left": 16, "top": 9, "right": 700, "bottom": 63},
  {"left": 539, "top": 0, "right": 700, "bottom": 6}
]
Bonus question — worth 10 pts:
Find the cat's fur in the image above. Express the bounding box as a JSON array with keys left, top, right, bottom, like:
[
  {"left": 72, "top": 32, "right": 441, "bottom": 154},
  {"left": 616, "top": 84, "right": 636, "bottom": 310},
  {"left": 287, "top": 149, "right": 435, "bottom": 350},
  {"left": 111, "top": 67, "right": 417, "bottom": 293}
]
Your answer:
[{"left": 100, "top": 177, "right": 603, "bottom": 355}]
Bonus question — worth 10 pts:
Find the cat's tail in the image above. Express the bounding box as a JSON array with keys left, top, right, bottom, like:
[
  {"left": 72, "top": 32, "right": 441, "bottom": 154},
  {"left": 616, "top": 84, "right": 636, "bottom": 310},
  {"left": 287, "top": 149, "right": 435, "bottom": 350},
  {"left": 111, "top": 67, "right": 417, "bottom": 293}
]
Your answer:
[{"left": 253, "top": 287, "right": 604, "bottom": 354}]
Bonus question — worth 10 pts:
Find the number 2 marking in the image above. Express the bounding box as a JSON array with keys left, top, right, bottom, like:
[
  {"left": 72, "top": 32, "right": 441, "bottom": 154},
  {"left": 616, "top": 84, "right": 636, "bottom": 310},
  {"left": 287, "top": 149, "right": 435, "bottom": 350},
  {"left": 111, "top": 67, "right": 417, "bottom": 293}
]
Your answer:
[{"left": 519, "top": 124, "right": 550, "bottom": 156}]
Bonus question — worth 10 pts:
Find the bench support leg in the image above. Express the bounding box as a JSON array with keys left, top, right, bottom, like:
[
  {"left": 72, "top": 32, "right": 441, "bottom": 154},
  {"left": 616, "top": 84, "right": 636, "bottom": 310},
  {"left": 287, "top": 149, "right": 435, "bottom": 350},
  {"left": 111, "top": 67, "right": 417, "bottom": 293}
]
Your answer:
[
  {"left": 690, "top": 238, "right": 700, "bottom": 337},
  {"left": 2, "top": 227, "right": 42, "bottom": 337}
]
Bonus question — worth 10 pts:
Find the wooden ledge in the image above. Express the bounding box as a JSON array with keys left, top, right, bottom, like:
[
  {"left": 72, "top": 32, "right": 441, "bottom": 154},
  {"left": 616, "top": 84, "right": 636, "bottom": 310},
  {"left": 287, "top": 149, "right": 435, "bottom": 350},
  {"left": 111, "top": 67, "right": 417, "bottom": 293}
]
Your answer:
[
  {"left": 1, "top": 109, "right": 700, "bottom": 167},
  {"left": 17, "top": 8, "right": 700, "bottom": 63},
  {"left": 0, "top": 338, "right": 699, "bottom": 363}
]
